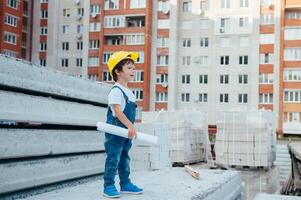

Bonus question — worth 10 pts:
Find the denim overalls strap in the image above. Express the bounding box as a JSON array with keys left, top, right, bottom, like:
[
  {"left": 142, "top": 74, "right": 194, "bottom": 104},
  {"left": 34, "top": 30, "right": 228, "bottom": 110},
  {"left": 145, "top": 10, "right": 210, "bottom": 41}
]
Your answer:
[{"left": 106, "top": 85, "right": 137, "bottom": 127}]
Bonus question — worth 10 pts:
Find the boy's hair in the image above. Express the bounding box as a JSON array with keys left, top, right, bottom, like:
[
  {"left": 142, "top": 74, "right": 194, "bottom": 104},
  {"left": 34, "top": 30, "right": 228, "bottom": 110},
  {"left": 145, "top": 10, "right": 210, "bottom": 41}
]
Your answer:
[{"left": 111, "top": 58, "right": 134, "bottom": 82}]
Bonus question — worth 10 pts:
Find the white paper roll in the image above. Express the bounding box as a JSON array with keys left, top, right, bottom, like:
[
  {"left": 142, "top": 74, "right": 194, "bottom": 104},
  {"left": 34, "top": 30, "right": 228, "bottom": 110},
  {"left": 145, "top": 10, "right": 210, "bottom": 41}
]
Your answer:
[{"left": 96, "top": 122, "right": 158, "bottom": 145}]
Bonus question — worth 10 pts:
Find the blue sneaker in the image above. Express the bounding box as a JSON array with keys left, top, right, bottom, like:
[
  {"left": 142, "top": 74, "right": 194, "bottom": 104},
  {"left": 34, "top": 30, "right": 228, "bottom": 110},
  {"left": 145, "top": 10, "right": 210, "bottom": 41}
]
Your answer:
[
  {"left": 120, "top": 182, "right": 143, "bottom": 194},
  {"left": 103, "top": 185, "right": 120, "bottom": 198}
]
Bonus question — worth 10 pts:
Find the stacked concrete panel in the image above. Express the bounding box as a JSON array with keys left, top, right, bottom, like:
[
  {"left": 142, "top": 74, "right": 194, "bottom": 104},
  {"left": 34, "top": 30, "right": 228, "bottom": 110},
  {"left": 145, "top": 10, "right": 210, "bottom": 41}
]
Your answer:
[
  {"left": 215, "top": 110, "right": 276, "bottom": 168},
  {"left": 131, "top": 122, "right": 171, "bottom": 170},
  {"left": 142, "top": 110, "right": 209, "bottom": 164},
  {"left": 0, "top": 55, "right": 110, "bottom": 195}
]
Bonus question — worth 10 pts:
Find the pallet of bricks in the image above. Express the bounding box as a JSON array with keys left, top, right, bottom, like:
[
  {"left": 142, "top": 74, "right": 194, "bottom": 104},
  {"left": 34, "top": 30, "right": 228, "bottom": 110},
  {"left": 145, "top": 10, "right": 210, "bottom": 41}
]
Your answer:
[
  {"left": 130, "top": 121, "right": 171, "bottom": 171},
  {"left": 215, "top": 110, "right": 277, "bottom": 169},
  {"left": 142, "top": 110, "right": 209, "bottom": 166}
]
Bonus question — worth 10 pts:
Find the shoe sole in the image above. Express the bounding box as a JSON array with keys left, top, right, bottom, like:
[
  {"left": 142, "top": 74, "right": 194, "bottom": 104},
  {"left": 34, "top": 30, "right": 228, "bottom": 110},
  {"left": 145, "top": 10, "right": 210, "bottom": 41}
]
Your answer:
[
  {"left": 120, "top": 191, "right": 143, "bottom": 194},
  {"left": 103, "top": 193, "right": 121, "bottom": 198}
]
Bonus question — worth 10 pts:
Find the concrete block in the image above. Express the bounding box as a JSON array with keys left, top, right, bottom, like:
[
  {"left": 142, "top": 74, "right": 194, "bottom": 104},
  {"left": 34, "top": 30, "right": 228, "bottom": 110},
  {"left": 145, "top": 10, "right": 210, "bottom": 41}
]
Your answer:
[
  {"left": 0, "top": 153, "right": 105, "bottom": 195},
  {"left": 0, "top": 90, "right": 106, "bottom": 126},
  {"left": 0, "top": 129, "right": 104, "bottom": 159},
  {"left": 0, "top": 55, "right": 110, "bottom": 104}
]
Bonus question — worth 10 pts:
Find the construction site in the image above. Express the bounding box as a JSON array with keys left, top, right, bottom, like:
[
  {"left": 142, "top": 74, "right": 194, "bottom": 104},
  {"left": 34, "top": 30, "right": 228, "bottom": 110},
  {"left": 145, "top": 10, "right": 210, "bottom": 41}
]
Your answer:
[{"left": 0, "top": 55, "right": 301, "bottom": 200}]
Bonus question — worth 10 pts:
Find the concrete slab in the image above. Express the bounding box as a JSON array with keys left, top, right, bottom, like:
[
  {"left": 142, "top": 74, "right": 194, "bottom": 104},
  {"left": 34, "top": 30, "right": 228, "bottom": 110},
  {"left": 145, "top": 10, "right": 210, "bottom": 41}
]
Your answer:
[{"left": 20, "top": 168, "right": 243, "bottom": 200}]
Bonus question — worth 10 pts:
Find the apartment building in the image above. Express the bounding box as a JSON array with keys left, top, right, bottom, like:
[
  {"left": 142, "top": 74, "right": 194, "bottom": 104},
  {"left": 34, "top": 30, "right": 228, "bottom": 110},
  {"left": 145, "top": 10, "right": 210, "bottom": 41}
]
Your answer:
[
  {"left": 0, "top": 0, "right": 33, "bottom": 60},
  {"left": 280, "top": 0, "right": 301, "bottom": 134},
  {"left": 168, "top": 0, "right": 261, "bottom": 127}
]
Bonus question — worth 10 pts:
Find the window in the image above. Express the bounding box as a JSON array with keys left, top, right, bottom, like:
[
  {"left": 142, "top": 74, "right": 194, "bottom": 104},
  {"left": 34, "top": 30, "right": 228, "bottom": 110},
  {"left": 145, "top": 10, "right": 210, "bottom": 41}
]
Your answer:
[
  {"left": 284, "top": 90, "right": 301, "bottom": 103},
  {"left": 62, "top": 42, "right": 69, "bottom": 51},
  {"left": 239, "top": 55, "right": 248, "bottom": 65},
  {"left": 156, "top": 92, "right": 168, "bottom": 102},
  {"left": 182, "top": 56, "right": 191, "bottom": 66},
  {"left": 76, "top": 58, "right": 82, "bottom": 67},
  {"left": 156, "top": 74, "right": 168, "bottom": 83},
  {"left": 220, "top": 18, "right": 230, "bottom": 29},
  {"left": 240, "top": 0, "right": 248, "bottom": 7},
  {"left": 200, "top": 19, "right": 209, "bottom": 29},
  {"left": 7, "top": 0, "right": 18, "bottom": 9},
  {"left": 239, "top": 74, "right": 248, "bottom": 84},
  {"left": 4, "top": 15, "right": 17, "bottom": 26},
  {"left": 40, "top": 0, "right": 48, "bottom": 3},
  {"left": 220, "top": 94, "right": 229, "bottom": 103},
  {"left": 89, "top": 74, "right": 98, "bottom": 81},
  {"left": 284, "top": 48, "right": 301, "bottom": 61},
  {"left": 90, "top": 5, "right": 100, "bottom": 14},
  {"left": 182, "top": 38, "right": 191, "bottom": 47},
  {"left": 285, "top": 28, "right": 301, "bottom": 40},
  {"left": 260, "top": 34, "right": 274, "bottom": 44},
  {"left": 40, "top": 42, "right": 47, "bottom": 51},
  {"left": 239, "top": 36, "right": 249, "bottom": 47},
  {"left": 63, "top": 8, "right": 70, "bottom": 17},
  {"left": 105, "top": 0, "right": 118, "bottom": 10},
  {"left": 239, "top": 17, "right": 248, "bottom": 28},
  {"left": 261, "top": 14, "right": 274, "bottom": 25},
  {"left": 200, "top": 38, "right": 209, "bottom": 48},
  {"left": 259, "top": 73, "right": 273, "bottom": 84},
  {"left": 132, "top": 88, "right": 143, "bottom": 100},
  {"left": 41, "top": 10, "right": 48, "bottom": 19},
  {"left": 259, "top": 93, "right": 273, "bottom": 104},
  {"left": 157, "top": 37, "right": 169, "bottom": 48},
  {"left": 199, "top": 75, "right": 208, "bottom": 84},
  {"left": 286, "top": 12, "right": 301, "bottom": 19},
  {"left": 4, "top": 32, "right": 16, "bottom": 44},
  {"left": 77, "top": 41, "right": 83, "bottom": 50},
  {"left": 40, "top": 59, "right": 46, "bottom": 66},
  {"left": 62, "top": 25, "right": 69, "bottom": 34},
  {"left": 181, "top": 75, "right": 190, "bottom": 84},
  {"left": 88, "top": 57, "right": 99, "bottom": 66},
  {"left": 181, "top": 93, "right": 190, "bottom": 102},
  {"left": 220, "top": 37, "right": 230, "bottom": 47},
  {"left": 89, "top": 22, "right": 101, "bottom": 32},
  {"left": 61, "top": 58, "right": 69, "bottom": 67},
  {"left": 220, "top": 56, "right": 229, "bottom": 65},
  {"left": 220, "top": 75, "right": 229, "bottom": 84},
  {"left": 126, "top": 34, "right": 145, "bottom": 45},
  {"left": 77, "top": 8, "right": 84, "bottom": 16},
  {"left": 261, "top": 0, "right": 274, "bottom": 7},
  {"left": 103, "top": 71, "right": 113, "bottom": 81},
  {"left": 195, "top": 56, "right": 208, "bottom": 66},
  {"left": 136, "top": 51, "right": 144, "bottom": 63},
  {"left": 89, "top": 40, "right": 99, "bottom": 49},
  {"left": 260, "top": 53, "right": 274, "bottom": 64},
  {"left": 158, "top": 1, "right": 170, "bottom": 12},
  {"left": 157, "top": 55, "right": 168, "bottom": 66},
  {"left": 132, "top": 70, "right": 144, "bottom": 82},
  {"left": 200, "top": 0, "right": 209, "bottom": 11},
  {"left": 158, "top": 19, "right": 170, "bottom": 29},
  {"left": 182, "top": 1, "right": 192, "bottom": 12},
  {"left": 77, "top": 24, "right": 83, "bottom": 33},
  {"left": 40, "top": 26, "right": 48, "bottom": 35},
  {"left": 3, "top": 50, "right": 16, "bottom": 57},
  {"left": 238, "top": 94, "right": 248, "bottom": 103},
  {"left": 130, "top": 0, "right": 146, "bottom": 8},
  {"left": 103, "top": 52, "right": 113, "bottom": 63},
  {"left": 199, "top": 93, "right": 208, "bottom": 102},
  {"left": 284, "top": 112, "right": 301, "bottom": 123},
  {"left": 104, "top": 16, "right": 125, "bottom": 28},
  {"left": 284, "top": 70, "right": 301, "bottom": 81},
  {"left": 221, "top": 0, "right": 230, "bottom": 8}
]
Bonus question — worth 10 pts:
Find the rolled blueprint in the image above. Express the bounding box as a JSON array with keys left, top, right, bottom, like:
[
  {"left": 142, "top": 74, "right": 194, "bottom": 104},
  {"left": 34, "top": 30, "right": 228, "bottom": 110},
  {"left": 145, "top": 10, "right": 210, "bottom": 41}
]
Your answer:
[{"left": 96, "top": 122, "right": 158, "bottom": 145}]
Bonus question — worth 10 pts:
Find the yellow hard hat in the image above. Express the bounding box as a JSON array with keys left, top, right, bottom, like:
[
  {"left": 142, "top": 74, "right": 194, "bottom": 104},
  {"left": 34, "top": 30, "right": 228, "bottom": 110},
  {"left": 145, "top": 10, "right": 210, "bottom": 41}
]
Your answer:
[{"left": 107, "top": 51, "right": 139, "bottom": 76}]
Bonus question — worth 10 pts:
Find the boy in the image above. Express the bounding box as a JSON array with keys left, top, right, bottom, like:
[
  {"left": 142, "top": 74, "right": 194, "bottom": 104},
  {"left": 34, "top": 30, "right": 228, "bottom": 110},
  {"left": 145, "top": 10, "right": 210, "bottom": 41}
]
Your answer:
[{"left": 103, "top": 51, "right": 143, "bottom": 198}]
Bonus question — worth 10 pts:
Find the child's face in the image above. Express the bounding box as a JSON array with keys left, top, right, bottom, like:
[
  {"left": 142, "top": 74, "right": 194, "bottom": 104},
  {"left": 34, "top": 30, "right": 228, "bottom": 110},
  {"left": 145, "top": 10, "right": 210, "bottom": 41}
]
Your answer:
[{"left": 119, "top": 62, "right": 135, "bottom": 82}]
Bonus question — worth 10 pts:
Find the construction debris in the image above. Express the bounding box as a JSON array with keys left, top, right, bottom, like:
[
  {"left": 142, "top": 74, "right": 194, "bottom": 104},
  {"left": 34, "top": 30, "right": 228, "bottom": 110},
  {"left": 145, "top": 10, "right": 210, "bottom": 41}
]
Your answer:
[{"left": 184, "top": 165, "right": 200, "bottom": 180}]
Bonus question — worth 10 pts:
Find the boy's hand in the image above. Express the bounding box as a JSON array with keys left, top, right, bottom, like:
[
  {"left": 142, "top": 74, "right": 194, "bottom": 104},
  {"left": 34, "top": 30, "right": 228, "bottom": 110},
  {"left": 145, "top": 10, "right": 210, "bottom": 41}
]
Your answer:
[{"left": 128, "top": 124, "right": 137, "bottom": 139}]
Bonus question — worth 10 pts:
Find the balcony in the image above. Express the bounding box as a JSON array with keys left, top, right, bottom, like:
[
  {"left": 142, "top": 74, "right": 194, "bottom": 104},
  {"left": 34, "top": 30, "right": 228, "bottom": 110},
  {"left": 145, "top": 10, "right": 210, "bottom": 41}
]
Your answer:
[
  {"left": 104, "top": 35, "right": 124, "bottom": 46},
  {"left": 126, "top": 16, "right": 145, "bottom": 28},
  {"left": 283, "top": 122, "right": 301, "bottom": 134},
  {"left": 285, "top": 0, "right": 301, "bottom": 9}
]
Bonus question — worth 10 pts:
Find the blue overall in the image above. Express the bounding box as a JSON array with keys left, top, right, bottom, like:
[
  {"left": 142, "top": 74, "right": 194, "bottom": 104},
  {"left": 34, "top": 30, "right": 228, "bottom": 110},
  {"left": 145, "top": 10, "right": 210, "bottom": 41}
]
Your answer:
[{"left": 104, "top": 86, "right": 136, "bottom": 188}]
